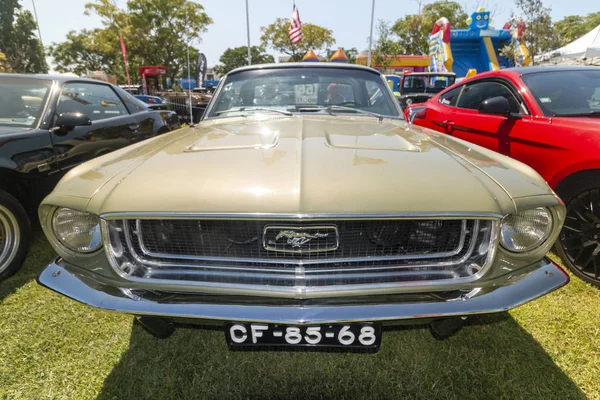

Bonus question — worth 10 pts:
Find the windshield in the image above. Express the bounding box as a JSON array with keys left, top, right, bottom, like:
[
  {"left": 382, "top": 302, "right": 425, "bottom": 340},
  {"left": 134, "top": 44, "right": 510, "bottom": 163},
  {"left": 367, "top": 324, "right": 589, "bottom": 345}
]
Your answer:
[
  {"left": 522, "top": 70, "right": 600, "bottom": 116},
  {"left": 0, "top": 76, "right": 52, "bottom": 128},
  {"left": 207, "top": 67, "right": 400, "bottom": 119},
  {"left": 402, "top": 74, "right": 455, "bottom": 94}
]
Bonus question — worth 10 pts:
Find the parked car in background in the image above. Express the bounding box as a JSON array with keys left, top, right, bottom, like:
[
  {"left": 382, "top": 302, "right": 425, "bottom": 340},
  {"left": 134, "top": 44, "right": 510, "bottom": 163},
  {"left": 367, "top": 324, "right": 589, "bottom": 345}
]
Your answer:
[
  {"left": 156, "top": 89, "right": 211, "bottom": 124},
  {"left": 0, "top": 73, "right": 180, "bottom": 280},
  {"left": 406, "top": 66, "right": 600, "bottom": 287},
  {"left": 119, "top": 85, "right": 141, "bottom": 95},
  {"left": 385, "top": 74, "right": 402, "bottom": 99},
  {"left": 134, "top": 94, "right": 167, "bottom": 105},
  {"left": 38, "top": 63, "right": 567, "bottom": 347},
  {"left": 398, "top": 72, "right": 455, "bottom": 109}
]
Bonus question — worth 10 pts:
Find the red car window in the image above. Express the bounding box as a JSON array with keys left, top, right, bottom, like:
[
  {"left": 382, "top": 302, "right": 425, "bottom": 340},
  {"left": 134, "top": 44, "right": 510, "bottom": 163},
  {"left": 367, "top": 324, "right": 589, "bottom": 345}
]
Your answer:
[
  {"left": 439, "top": 86, "right": 462, "bottom": 107},
  {"left": 456, "top": 81, "right": 522, "bottom": 113}
]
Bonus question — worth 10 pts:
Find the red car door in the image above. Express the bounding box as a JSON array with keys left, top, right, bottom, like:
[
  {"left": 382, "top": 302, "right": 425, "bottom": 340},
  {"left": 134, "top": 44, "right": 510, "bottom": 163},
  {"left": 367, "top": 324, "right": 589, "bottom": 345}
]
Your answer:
[
  {"left": 417, "top": 86, "right": 461, "bottom": 133},
  {"left": 439, "top": 79, "right": 529, "bottom": 153}
]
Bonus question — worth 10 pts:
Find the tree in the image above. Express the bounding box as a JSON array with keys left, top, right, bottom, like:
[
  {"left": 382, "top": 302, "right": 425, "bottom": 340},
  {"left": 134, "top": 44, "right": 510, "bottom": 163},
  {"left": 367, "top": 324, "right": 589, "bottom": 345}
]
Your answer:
[
  {"left": 214, "top": 46, "right": 275, "bottom": 75},
  {"left": 391, "top": 1, "right": 469, "bottom": 55},
  {"left": 50, "top": 0, "right": 212, "bottom": 83},
  {"left": 554, "top": 12, "right": 600, "bottom": 46},
  {"left": 260, "top": 18, "right": 335, "bottom": 61},
  {"left": 0, "top": 0, "right": 47, "bottom": 73},
  {"left": 512, "top": 0, "right": 556, "bottom": 62},
  {"left": 499, "top": 43, "right": 519, "bottom": 65},
  {"left": 0, "top": 52, "right": 12, "bottom": 73},
  {"left": 326, "top": 47, "right": 358, "bottom": 63},
  {"left": 372, "top": 20, "right": 402, "bottom": 70},
  {"left": 48, "top": 29, "right": 118, "bottom": 77}
]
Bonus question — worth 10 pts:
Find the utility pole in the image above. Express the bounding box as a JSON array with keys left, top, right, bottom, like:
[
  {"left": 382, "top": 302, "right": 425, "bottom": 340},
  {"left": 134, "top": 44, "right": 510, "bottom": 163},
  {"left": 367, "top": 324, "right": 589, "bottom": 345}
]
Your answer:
[
  {"left": 367, "top": 0, "right": 375, "bottom": 68},
  {"left": 245, "top": 0, "right": 252, "bottom": 65}
]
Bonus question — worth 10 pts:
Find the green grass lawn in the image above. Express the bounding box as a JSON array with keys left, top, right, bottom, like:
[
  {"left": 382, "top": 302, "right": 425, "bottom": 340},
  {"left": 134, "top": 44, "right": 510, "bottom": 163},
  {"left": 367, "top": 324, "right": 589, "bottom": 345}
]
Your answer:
[{"left": 1, "top": 232, "right": 599, "bottom": 399}]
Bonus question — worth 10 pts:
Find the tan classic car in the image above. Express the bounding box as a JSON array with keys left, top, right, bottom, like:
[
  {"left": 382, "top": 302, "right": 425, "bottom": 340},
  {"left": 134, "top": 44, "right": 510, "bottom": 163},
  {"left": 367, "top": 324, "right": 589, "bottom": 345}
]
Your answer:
[{"left": 38, "top": 63, "right": 568, "bottom": 349}]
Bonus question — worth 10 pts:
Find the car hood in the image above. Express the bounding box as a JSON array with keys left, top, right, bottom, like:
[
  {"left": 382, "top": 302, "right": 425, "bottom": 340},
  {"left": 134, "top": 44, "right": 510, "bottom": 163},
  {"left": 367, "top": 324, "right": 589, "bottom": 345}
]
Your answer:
[{"left": 49, "top": 115, "right": 556, "bottom": 216}]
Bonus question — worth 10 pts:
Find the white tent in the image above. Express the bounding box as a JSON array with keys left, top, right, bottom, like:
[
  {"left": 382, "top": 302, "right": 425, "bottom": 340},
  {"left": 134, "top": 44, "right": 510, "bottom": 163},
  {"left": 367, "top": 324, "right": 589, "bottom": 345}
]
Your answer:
[{"left": 536, "top": 24, "right": 600, "bottom": 65}]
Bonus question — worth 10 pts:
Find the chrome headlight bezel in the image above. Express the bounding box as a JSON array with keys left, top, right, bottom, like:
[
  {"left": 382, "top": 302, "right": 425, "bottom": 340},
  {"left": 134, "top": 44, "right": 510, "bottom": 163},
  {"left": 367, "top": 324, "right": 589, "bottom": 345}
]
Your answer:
[
  {"left": 499, "top": 207, "right": 554, "bottom": 253},
  {"left": 40, "top": 206, "right": 103, "bottom": 256}
]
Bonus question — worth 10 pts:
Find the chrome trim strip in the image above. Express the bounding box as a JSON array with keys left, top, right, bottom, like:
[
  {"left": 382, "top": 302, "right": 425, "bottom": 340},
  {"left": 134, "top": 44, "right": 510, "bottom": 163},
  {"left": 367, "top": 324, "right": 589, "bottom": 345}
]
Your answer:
[
  {"left": 37, "top": 258, "right": 569, "bottom": 323},
  {"left": 100, "top": 212, "right": 503, "bottom": 220},
  {"left": 131, "top": 219, "right": 469, "bottom": 265},
  {"left": 143, "top": 268, "right": 460, "bottom": 282}
]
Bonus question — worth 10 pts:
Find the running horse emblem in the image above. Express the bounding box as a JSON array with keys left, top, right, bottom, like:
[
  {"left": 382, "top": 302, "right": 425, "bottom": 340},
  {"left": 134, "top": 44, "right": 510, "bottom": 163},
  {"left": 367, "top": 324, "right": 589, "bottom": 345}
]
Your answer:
[{"left": 274, "top": 230, "right": 330, "bottom": 248}]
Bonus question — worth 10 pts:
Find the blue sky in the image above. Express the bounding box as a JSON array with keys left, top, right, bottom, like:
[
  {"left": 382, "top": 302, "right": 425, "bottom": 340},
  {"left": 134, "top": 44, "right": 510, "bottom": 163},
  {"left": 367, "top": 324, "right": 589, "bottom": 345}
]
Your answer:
[{"left": 21, "top": 0, "right": 599, "bottom": 70}]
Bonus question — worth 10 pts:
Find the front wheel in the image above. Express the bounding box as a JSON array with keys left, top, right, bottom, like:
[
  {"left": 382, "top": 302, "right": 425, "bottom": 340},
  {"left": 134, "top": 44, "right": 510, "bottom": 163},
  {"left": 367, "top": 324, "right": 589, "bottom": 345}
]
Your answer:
[
  {"left": 0, "top": 190, "right": 31, "bottom": 281},
  {"left": 555, "top": 181, "right": 600, "bottom": 288}
]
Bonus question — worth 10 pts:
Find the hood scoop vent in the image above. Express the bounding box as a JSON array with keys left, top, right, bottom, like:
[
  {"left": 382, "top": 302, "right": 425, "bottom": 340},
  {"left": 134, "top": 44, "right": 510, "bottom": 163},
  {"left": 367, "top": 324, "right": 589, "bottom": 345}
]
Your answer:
[
  {"left": 185, "top": 126, "right": 279, "bottom": 152},
  {"left": 325, "top": 122, "right": 421, "bottom": 152}
]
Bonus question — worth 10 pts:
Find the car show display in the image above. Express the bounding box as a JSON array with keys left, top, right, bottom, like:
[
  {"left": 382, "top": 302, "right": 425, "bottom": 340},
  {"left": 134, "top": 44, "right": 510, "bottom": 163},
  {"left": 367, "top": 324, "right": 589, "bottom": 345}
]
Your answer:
[
  {"left": 407, "top": 66, "right": 600, "bottom": 286},
  {"left": 5, "top": 0, "right": 600, "bottom": 397},
  {"left": 37, "top": 63, "right": 568, "bottom": 347},
  {"left": 0, "top": 73, "right": 179, "bottom": 280}
]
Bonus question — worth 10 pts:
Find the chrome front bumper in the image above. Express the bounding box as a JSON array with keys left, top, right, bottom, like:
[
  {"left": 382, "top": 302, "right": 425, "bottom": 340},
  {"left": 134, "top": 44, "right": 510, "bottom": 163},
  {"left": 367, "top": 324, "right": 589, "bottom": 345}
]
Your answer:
[{"left": 37, "top": 258, "right": 568, "bottom": 325}]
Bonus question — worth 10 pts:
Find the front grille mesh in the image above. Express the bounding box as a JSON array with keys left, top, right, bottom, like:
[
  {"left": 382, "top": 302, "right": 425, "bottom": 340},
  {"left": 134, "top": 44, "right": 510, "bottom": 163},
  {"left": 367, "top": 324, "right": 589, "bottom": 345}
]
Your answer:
[
  {"left": 135, "top": 219, "right": 467, "bottom": 263},
  {"left": 104, "top": 217, "right": 496, "bottom": 290}
]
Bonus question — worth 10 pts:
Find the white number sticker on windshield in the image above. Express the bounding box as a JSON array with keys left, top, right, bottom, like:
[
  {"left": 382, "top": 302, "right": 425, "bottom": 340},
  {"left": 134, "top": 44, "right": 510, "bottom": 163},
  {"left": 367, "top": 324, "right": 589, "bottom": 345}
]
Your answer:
[{"left": 295, "top": 83, "right": 318, "bottom": 104}]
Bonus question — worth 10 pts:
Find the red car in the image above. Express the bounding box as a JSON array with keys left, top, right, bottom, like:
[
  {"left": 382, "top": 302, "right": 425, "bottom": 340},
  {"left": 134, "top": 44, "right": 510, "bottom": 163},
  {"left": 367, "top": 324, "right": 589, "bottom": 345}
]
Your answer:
[{"left": 407, "top": 66, "right": 600, "bottom": 287}]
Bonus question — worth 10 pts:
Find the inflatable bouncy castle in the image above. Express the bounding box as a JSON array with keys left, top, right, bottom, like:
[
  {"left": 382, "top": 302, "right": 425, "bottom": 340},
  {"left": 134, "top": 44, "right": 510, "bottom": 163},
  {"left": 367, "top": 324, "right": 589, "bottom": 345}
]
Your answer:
[{"left": 429, "top": 8, "right": 531, "bottom": 77}]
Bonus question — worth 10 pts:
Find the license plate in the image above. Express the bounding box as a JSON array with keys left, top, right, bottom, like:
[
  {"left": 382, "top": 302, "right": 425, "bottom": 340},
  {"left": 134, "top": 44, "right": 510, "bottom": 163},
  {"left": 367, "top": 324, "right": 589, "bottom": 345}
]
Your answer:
[{"left": 225, "top": 323, "right": 381, "bottom": 350}]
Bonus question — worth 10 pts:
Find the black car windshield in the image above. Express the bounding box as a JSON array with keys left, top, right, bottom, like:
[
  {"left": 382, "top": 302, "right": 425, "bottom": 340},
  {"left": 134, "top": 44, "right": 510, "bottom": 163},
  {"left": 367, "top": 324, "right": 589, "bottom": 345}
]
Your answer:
[
  {"left": 0, "top": 76, "right": 52, "bottom": 128},
  {"left": 402, "top": 74, "right": 456, "bottom": 94},
  {"left": 522, "top": 70, "right": 600, "bottom": 117},
  {"left": 207, "top": 67, "right": 400, "bottom": 119}
]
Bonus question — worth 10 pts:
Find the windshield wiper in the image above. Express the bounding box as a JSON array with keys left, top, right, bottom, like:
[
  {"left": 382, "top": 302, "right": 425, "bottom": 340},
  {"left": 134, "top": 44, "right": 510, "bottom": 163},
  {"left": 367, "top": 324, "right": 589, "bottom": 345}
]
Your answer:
[
  {"left": 298, "top": 105, "right": 388, "bottom": 121},
  {"left": 216, "top": 107, "right": 293, "bottom": 116},
  {"left": 553, "top": 110, "right": 600, "bottom": 117}
]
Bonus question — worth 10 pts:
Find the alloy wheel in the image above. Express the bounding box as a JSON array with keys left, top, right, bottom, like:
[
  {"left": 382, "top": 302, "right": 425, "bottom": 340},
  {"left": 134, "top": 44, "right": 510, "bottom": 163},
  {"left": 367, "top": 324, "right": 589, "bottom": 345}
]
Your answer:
[
  {"left": 0, "top": 205, "right": 21, "bottom": 274},
  {"left": 559, "top": 189, "right": 600, "bottom": 283}
]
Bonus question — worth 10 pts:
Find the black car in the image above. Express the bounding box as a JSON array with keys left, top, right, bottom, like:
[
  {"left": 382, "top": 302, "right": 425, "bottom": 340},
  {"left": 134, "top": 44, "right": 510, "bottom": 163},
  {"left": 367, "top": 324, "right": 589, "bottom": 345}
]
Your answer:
[
  {"left": 398, "top": 72, "right": 456, "bottom": 109},
  {"left": 0, "top": 73, "right": 180, "bottom": 280}
]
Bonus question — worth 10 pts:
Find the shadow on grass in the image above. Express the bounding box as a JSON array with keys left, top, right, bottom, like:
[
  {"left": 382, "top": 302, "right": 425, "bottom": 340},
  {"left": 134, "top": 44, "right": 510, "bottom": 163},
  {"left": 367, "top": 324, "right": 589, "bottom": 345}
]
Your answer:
[
  {"left": 97, "top": 313, "right": 585, "bottom": 399},
  {"left": 0, "top": 231, "right": 56, "bottom": 305}
]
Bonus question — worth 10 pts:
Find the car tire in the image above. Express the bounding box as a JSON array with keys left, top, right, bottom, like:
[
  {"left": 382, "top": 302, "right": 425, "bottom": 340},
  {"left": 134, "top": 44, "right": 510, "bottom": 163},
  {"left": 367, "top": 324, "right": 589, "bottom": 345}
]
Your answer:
[
  {"left": 554, "top": 175, "right": 600, "bottom": 288},
  {"left": 135, "top": 316, "right": 176, "bottom": 339},
  {"left": 429, "top": 317, "right": 466, "bottom": 340},
  {"left": 0, "top": 190, "right": 31, "bottom": 281}
]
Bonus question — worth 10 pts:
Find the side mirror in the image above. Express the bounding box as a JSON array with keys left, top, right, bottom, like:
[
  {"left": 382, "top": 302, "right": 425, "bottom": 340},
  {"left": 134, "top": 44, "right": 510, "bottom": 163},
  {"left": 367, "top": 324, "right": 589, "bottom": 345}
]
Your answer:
[
  {"left": 51, "top": 112, "right": 92, "bottom": 134},
  {"left": 478, "top": 96, "right": 521, "bottom": 119},
  {"left": 407, "top": 106, "right": 426, "bottom": 129}
]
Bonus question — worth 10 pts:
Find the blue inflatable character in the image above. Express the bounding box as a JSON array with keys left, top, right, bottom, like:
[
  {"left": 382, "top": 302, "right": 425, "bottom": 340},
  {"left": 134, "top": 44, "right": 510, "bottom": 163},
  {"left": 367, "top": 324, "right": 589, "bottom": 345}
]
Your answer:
[{"left": 467, "top": 9, "right": 491, "bottom": 31}]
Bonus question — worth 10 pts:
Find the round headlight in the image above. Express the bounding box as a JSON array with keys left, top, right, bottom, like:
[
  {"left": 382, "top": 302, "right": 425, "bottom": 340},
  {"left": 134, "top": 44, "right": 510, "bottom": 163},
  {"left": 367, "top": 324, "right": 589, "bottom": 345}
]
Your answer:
[
  {"left": 500, "top": 207, "right": 553, "bottom": 253},
  {"left": 406, "top": 98, "right": 413, "bottom": 105},
  {"left": 52, "top": 208, "right": 102, "bottom": 253}
]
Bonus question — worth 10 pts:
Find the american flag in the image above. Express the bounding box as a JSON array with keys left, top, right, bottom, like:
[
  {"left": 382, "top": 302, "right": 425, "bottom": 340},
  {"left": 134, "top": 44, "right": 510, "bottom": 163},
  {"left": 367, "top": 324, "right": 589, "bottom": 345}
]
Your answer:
[{"left": 289, "top": 6, "right": 302, "bottom": 44}]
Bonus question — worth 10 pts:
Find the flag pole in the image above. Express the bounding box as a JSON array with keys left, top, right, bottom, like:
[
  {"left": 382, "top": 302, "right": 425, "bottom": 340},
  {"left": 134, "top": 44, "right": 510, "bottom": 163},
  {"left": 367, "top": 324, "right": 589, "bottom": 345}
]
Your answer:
[
  {"left": 245, "top": 0, "right": 252, "bottom": 65},
  {"left": 367, "top": 0, "right": 375, "bottom": 68},
  {"left": 119, "top": 33, "right": 132, "bottom": 91}
]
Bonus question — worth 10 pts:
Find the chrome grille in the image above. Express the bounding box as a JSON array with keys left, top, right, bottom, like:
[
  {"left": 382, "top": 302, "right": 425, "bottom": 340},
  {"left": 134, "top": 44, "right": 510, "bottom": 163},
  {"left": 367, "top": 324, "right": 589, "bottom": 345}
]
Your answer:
[
  {"left": 134, "top": 219, "right": 468, "bottom": 263},
  {"left": 103, "top": 217, "right": 498, "bottom": 294}
]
